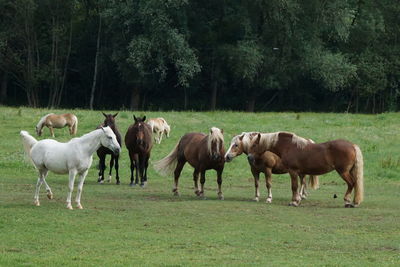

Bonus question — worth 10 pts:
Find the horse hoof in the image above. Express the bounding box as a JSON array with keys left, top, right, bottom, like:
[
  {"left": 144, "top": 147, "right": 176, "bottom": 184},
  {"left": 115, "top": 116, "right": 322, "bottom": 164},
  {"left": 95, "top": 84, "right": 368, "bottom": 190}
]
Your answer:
[
  {"left": 129, "top": 183, "right": 136, "bottom": 187},
  {"left": 173, "top": 191, "right": 180, "bottom": 196},
  {"left": 140, "top": 183, "right": 147, "bottom": 188},
  {"left": 194, "top": 190, "right": 201, "bottom": 196},
  {"left": 76, "top": 204, "right": 83, "bottom": 210},
  {"left": 47, "top": 193, "right": 53, "bottom": 200},
  {"left": 266, "top": 198, "right": 272, "bottom": 203},
  {"left": 34, "top": 200, "right": 40, "bottom": 206},
  {"left": 253, "top": 197, "right": 259, "bottom": 202},
  {"left": 288, "top": 201, "right": 299, "bottom": 207},
  {"left": 66, "top": 204, "right": 73, "bottom": 210},
  {"left": 344, "top": 203, "right": 355, "bottom": 208},
  {"left": 108, "top": 176, "right": 112, "bottom": 182},
  {"left": 218, "top": 194, "right": 224, "bottom": 200},
  {"left": 99, "top": 180, "right": 104, "bottom": 184},
  {"left": 301, "top": 195, "right": 307, "bottom": 200},
  {"left": 116, "top": 180, "right": 120, "bottom": 185}
]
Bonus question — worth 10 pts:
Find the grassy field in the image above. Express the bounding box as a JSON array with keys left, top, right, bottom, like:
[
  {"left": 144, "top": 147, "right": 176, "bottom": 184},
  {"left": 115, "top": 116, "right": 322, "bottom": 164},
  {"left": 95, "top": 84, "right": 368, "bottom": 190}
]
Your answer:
[{"left": 0, "top": 106, "right": 399, "bottom": 266}]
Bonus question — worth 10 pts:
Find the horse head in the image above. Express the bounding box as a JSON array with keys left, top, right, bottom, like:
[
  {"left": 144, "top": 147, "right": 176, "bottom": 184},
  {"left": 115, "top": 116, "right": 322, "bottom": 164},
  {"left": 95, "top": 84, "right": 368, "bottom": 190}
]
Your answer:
[
  {"left": 100, "top": 126, "right": 121, "bottom": 155},
  {"left": 208, "top": 127, "right": 224, "bottom": 161},
  {"left": 224, "top": 132, "right": 259, "bottom": 162},
  {"left": 133, "top": 115, "right": 148, "bottom": 146},
  {"left": 35, "top": 126, "right": 43, "bottom": 136},
  {"left": 102, "top": 112, "right": 118, "bottom": 128},
  {"left": 247, "top": 133, "right": 263, "bottom": 164}
]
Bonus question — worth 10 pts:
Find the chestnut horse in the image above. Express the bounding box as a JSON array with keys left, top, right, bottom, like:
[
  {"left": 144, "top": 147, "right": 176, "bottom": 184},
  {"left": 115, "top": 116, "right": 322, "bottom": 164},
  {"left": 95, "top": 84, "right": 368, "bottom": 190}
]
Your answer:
[
  {"left": 248, "top": 132, "right": 364, "bottom": 207},
  {"left": 225, "top": 132, "right": 318, "bottom": 203},
  {"left": 148, "top": 117, "right": 171, "bottom": 144},
  {"left": 96, "top": 112, "right": 122, "bottom": 184},
  {"left": 36, "top": 113, "right": 78, "bottom": 137},
  {"left": 125, "top": 115, "right": 153, "bottom": 187},
  {"left": 154, "top": 127, "right": 225, "bottom": 199}
]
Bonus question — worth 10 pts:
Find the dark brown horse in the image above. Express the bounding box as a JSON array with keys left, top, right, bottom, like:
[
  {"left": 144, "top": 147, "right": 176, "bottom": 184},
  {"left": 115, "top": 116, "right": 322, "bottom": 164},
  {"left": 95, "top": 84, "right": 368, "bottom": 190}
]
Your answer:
[
  {"left": 225, "top": 132, "right": 318, "bottom": 203},
  {"left": 96, "top": 112, "right": 122, "bottom": 184},
  {"left": 248, "top": 132, "right": 364, "bottom": 207},
  {"left": 125, "top": 115, "right": 153, "bottom": 187},
  {"left": 154, "top": 127, "right": 225, "bottom": 199}
]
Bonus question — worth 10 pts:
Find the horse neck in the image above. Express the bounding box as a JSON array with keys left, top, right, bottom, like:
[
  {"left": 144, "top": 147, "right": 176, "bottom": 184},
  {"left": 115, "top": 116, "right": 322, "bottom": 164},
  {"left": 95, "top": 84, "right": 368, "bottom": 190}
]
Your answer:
[{"left": 75, "top": 129, "right": 103, "bottom": 156}]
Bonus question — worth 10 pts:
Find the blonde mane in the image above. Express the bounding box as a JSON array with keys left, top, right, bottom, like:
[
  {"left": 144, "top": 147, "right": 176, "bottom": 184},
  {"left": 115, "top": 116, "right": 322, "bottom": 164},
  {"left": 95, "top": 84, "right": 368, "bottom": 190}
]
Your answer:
[
  {"left": 238, "top": 132, "right": 258, "bottom": 152},
  {"left": 207, "top": 127, "right": 224, "bottom": 155},
  {"left": 258, "top": 132, "right": 280, "bottom": 150},
  {"left": 36, "top": 113, "right": 54, "bottom": 129},
  {"left": 290, "top": 133, "right": 312, "bottom": 149}
]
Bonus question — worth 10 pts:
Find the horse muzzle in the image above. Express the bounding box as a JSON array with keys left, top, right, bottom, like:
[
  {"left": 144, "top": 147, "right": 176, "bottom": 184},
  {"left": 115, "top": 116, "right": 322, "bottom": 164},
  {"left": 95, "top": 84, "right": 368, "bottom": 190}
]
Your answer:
[
  {"left": 113, "top": 147, "right": 121, "bottom": 156},
  {"left": 225, "top": 154, "right": 233, "bottom": 162}
]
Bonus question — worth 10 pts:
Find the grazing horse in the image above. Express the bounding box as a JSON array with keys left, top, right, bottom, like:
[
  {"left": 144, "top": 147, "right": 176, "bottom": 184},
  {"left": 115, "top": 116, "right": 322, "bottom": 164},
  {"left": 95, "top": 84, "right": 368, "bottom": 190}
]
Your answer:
[
  {"left": 125, "top": 115, "right": 153, "bottom": 187},
  {"left": 225, "top": 132, "right": 318, "bottom": 203},
  {"left": 148, "top": 117, "right": 171, "bottom": 144},
  {"left": 96, "top": 112, "right": 122, "bottom": 184},
  {"left": 154, "top": 127, "right": 225, "bottom": 199},
  {"left": 20, "top": 127, "right": 120, "bottom": 210},
  {"left": 36, "top": 113, "right": 78, "bottom": 137},
  {"left": 248, "top": 132, "right": 364, "bottom": 207}
]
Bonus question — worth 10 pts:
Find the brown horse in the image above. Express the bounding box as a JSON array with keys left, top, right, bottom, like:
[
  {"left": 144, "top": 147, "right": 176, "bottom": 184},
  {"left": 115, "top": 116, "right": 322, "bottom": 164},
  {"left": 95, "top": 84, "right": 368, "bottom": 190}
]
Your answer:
[
  {"left": 248, "top": 132, "right": 364, "bottom": 207},
  {"left": 225, "top": 132, "right": 318, "bottom": 203},
  {"left": 96, "top": 112, "right": 122, "bottom": 184},
  {"left": 36, "top": 113, "right": 78, "bottom": 137},
  {"left": 125, "top": 115, "right": 153, "bottom": 187},
  {"left": 154, "top": 127, "right": 225, "bottom": 199}
]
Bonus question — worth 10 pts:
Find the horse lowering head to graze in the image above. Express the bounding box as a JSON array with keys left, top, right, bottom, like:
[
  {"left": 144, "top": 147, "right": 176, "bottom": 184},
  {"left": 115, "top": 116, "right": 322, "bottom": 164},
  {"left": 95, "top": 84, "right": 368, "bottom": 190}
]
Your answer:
[
  {"left": 248, "top": 132, "right": 363, "bottom": 208},
  {"left": 20, "top": 127, "right": 120, "bottom": 210},
  {"left": 148, "top": 117, "right": 171, "bottom": 144},
  {"left": 125, "top": 115, "right": 153, "bottom": 187},
  {"left": 225, "top": 132, "right": 318, "bottom": 203},
  {"left": 96, "top": 112, "right": 122, "bottom": 184},
  {"left": 36, "top": 113, "right": 78, "bottom": 137},
  {"left": 154, "top": 127, "right": 225, "bottom": 199}
]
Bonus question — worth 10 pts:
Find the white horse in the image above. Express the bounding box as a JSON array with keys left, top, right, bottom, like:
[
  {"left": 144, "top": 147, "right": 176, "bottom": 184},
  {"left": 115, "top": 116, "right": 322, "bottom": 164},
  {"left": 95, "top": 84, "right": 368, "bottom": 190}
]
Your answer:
[
  {"left": 20, "top": 127, "right": 121, "bottom": 210},
  {"left": 148, "top": 118, "right": 171, "bottom": 144}
]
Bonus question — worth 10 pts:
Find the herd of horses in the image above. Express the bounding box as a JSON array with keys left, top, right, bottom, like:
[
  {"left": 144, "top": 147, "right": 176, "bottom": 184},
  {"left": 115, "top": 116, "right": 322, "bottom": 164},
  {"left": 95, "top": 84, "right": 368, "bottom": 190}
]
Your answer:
[{"left": 21, "top": 112, "right": 364, "bottom": 210}]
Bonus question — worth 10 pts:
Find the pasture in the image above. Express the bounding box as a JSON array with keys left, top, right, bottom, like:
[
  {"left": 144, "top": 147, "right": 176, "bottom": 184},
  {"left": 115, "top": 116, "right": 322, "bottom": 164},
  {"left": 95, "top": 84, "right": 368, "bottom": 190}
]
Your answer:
[{"left": 0, "top": 106, "right": 399, "bottom": 266}]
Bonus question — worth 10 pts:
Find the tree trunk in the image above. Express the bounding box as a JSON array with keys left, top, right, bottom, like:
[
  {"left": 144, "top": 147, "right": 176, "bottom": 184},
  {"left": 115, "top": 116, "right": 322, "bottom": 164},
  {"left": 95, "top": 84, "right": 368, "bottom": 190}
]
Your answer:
[
  {"left": 184, "top": 87, "right": 188, "bottom": 110},
  {"left": 130, "top": 87, "right": 140, "bottom": 110},
  {"left": 210, "top": 81, "right": 217, "bottom": 110},
  {"left": 0, "top": 72, "right": 8, "bottom": 104},
  {"left": 89, "top": 15, "right": 102, "bottom": 110}
]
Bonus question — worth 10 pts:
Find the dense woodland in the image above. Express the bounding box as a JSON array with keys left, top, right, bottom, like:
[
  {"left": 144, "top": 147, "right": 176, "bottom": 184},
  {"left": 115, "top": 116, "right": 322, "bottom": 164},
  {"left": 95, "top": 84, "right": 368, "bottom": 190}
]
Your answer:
[{"left": 0, "top": 0, "right": 399, "bottom": 112}]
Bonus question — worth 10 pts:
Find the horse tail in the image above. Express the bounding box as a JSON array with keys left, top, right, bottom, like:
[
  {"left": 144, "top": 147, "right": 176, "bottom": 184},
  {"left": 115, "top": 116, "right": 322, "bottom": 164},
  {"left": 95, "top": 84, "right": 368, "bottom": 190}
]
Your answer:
[
  {"left": 71, "top": 115, "right": 78, "bottom": 135},
  {"left": 308, "top": 175, "right": 319, "bottom": 190},
  {"left": 20, "top": 131, "right": 38, "bottom": 165},
  {"left": 153, "top": 142, "right": 180, "bottom": 176},
  {"left": 351, "top": 145, "right": 364, "bottom": 206}
]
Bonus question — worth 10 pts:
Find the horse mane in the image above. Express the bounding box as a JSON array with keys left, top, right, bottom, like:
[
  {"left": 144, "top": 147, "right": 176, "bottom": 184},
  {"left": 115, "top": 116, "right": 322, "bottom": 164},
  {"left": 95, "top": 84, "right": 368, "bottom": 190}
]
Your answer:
[
  {"left": 258, "top": 132, "right": 280, "bottom": 150},
  {"left": 277, "top": 131, "right": 312, "bottom": 149},
  {"left": 36, "top": 113, "right": 54, "bottom": 129},
  {"left": 207, "top": 127, "right": 224, "bottom": 155},
  {"left": 236, "top": 132, "right": 258, "bottom": 151}
]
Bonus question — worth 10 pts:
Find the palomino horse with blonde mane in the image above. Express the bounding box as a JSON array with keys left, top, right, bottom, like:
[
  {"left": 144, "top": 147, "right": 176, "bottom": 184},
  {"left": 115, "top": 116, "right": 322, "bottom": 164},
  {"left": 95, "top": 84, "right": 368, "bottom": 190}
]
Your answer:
[
  {"left": 148, "top": 117, "right": 171, "bottom": 144},
  {"left": 36, "top": 113, "right": 78, "bottom": 137},
  {"left": 20, "top": 127, "right": 120, "bottom": 209},
  {"left": 154, "top": 127, "right": 225, "bottom": 199},
  {"left": 248, "top": 132, "right": 364, "bottom": 207},
  {"left": 225, "top": 132, "right": 318, "bottom": 203}
]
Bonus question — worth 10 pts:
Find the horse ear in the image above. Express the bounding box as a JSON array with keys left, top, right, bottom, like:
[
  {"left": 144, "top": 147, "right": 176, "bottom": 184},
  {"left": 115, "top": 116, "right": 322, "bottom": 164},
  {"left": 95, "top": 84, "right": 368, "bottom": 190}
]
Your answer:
[
  {"left": 239, "top": 134, "right": 244, "bottom": 141},
  {"left": 220, "top": 129, "right": 224, "bottom": 134},
  {"left": 101, "top": 127, "right": 106, "bottom": 133},
  {"left": 133, "top": 115, "right": 137, "bottom": 122},
  {"left": 143, "top": 116, "right": 146, "bottom": 121},
  {"left": 210, "top": 128, "right": 213, "bottom": 134},
  {"left": 113, "top": 112, "right": 118, "bottom": 118},
  {"left": 102, "top": 112, "right": 107, "bottom": 117}
]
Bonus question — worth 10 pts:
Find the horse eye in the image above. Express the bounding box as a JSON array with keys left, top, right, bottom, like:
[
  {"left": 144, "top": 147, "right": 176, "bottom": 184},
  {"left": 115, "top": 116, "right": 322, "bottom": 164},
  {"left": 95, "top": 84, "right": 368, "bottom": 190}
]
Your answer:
[
  {"left": 108, "top": 136, "right": 112, "bottom": 139},
  {"left": 234, "top": 144, "right": 238, "bottom": 147}
]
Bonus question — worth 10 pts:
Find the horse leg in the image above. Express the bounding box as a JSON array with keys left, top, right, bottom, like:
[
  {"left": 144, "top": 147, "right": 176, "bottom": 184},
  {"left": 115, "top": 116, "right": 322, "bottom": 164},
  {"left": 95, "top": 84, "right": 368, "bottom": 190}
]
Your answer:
[
  {"left": 134, "top": 154, "right": 140, "bottom": 185},
  {"left": 129, "top": 152, "right": 136, "bottom": 186},
  {"left": 199, "top": 170, "right": 206, "bottom": 199},
  {"left": 216, "top": 168, "right": 224, "bottom": 200},
  {"left": 75, "top": 170, "right": 88, "bottom": 209},
  {"left": 41, "top": 170, "right": 53, "bottom": 200},
  {"left": 193, "top": 169, "right": 200, "bottom": 196},
  {"left": 98, "top": 155, "right": 106, "bottom": 183},
  {"left": 138, "top": 154, "right": 146, "bottom": 187},
  {"left": 172, "top": 160, "right": 186, "bottom": 196},
  {"left": 115, "top": 155, "right": 120, "bottom": 185},
  {"left": 66, "top": 170, "right": 77, "bottom": 210},
  {"left": 288, "top": 171, "right": 301, "bottom": 207},
  {"left": 49, "top": 126, "right": 55, "bottom": 138},
  {"left": 265, "top": 168, "right": 273, "bottom": 203},
  {"left": 251, "top": 168, "right": 260, "bottom": 202},
  {"left": 158, "top": 132, "right": 163, "bottom": 144},
  {"left": 143, "top": 156, "right": 149, "bottom": 183},
  {"left": 299, "top": 175, "right": 307, "bottom": 199},
  {"left": 338, "top": 171, "right": 354, "bottom": 208},
  {"left": 108, "top": 155, "right": 114, "bottom": 183},
  {"left": 33, "top": 169, "right": 47, "bottom": 206}
]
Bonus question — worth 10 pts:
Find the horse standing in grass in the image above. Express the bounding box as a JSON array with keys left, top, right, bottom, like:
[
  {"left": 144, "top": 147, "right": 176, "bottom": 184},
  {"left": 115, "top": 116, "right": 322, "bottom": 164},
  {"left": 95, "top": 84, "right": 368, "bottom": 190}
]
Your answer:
[
  {"left": 96, "top": 112, "right": 122, "bottom": 184},
  {"left": 248, "top": 132, "right": 364, "bottom": 207},
  {"left": 125, "top": 115, "right": 153, "bottom": 187},
  {"left": 20, "top": 127, "right": 120, "bottom": 210},
  {"left": 154, "top": 127, "right": 225, "bottom": 199},
  {"left": 36, "top": 113, "right": 78, "bottom": 137},
  {"left": 148, "top": 117, "right": 171, "bottom": 144},
  {"left": 225, "top": 132, "right": 318, "bottom": 203}
]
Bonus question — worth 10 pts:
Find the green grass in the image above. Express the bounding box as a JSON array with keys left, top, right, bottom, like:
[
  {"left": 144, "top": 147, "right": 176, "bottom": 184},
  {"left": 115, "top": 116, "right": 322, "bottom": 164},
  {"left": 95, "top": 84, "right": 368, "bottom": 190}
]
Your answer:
[{"left": 0, "top": 106, "right": 399, "bottom": 266}]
